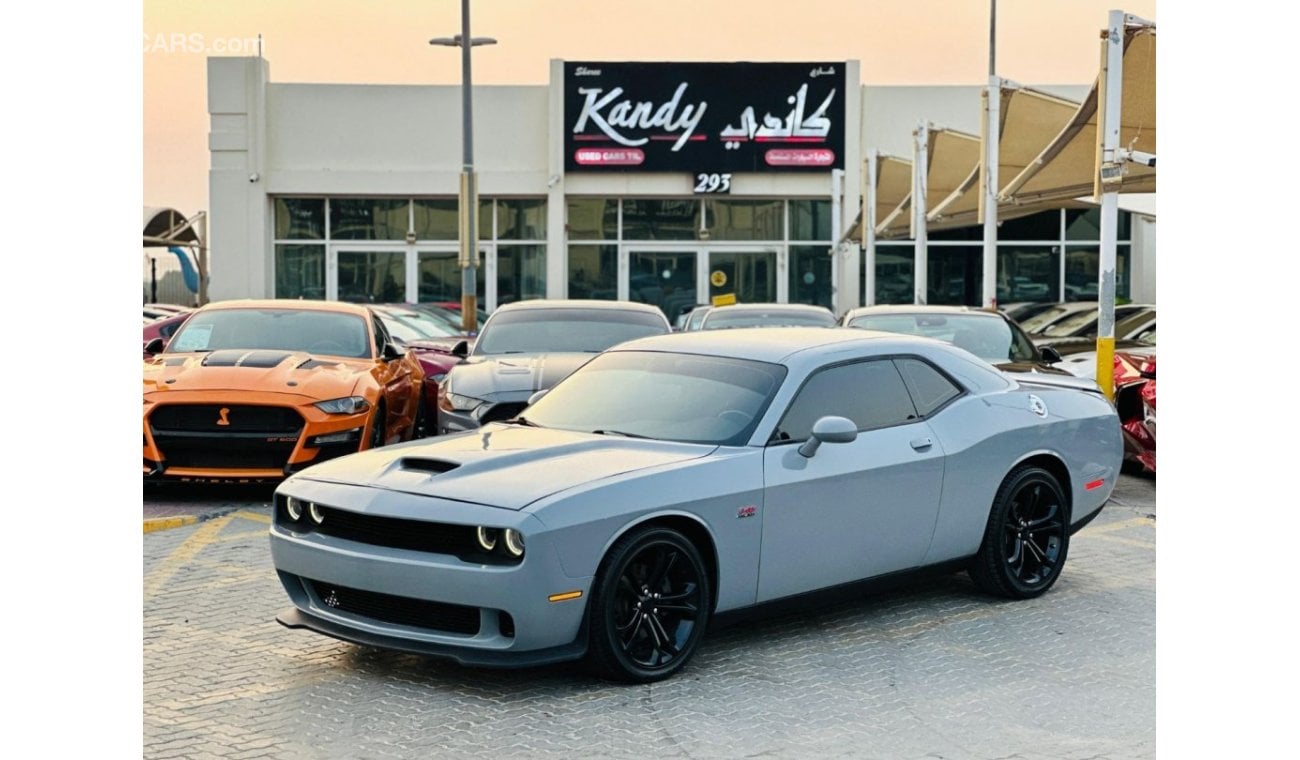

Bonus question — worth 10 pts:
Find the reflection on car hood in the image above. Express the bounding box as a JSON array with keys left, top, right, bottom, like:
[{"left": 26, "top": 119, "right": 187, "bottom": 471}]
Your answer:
[
  {"left": 293, "top": 424, "right": 715, "bottom": 510},
  {"left": 448, "top": 352, "right": 596, "bottom": 399},
  {"left": 143, "top": 350, "right": 369, "bottom": 397}
]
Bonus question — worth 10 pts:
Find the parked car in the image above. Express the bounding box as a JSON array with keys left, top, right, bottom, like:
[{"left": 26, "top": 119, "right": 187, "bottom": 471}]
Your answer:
[
  {"left": 144, "top": 303, "right": 192, "bottom": 320},
  {"left": 1041, "top": 309, "right": 1156, "bottom": 365},
  {"left": 1015, "top": 301, "right": 1104, "bottom": 335},
  {"left": 271, "top": 327, "right": 1122, "bottom": 682},
  {"left": 698, "top": 303, "right": 836, "bottom": 330},
  {"left": 1113, "top": 346, "right": 1156, "bottom": 474},
  {"left": 1031, "top": 303, "right": 1154, "bottom": 343},
  {"left": 680, "top": 305, "right": 713, "bottom": 332},
  {"left": 839, "top": 305, "right": 1071, "bottom": 376},
  {"left": 142, "top": 310, "right": 192, "bottom": 360},
  {"left": 672, "top": 304, "right": 710, "bottom": 331},
  {"left": 435, "top": 299, "right": 672, "bottom": 434},
  {"left": 999, "top": 301, "right": 1060, "bottom": 324},
  {"left": 420, "top": 302, "right": 491, "bottom": 335},
  {"left": 143, "top": 299, "right": 425, "bottom": 482}
]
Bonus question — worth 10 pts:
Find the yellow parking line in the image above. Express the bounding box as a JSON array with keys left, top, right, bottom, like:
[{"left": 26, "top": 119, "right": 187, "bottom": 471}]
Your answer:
[
  {"left": 143, "top": 514, "right": 234, "bottom": 600},
  {"left": 233, "top": 510, "right": 271, "bottom": 524},
  {"left": 143, "top": 515, "right": 199, "bottom": 534},
  {"left": 1080, "top": 516, "right": 1154, "bottom": 536}
]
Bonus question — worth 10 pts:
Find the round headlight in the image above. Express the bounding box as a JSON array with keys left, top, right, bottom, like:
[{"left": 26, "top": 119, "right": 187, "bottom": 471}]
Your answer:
[
  {"left": 476, "top": 526, "right": 498, "bottom": 552},
  {"left": 285, "top": 497, "right": 303, "bottom": 521},
  {"left": 309, "top": 502, "right": 324, "bottom": 524},
  {"left": 503, "top": 529, "right": 525, "bottom": 558}
]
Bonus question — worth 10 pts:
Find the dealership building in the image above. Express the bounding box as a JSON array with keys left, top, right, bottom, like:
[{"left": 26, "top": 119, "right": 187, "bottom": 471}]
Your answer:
[{"left": 206, "top": 56, "right": 1155, "bottom": 317}]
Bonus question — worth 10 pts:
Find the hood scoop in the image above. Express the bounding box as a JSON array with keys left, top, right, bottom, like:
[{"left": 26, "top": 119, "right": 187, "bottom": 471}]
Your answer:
[
  {"left": 202, "top": 349, "right": 294, "bottom": 368},
  {"left": 400, "top": 458, "right": 461, "bottom": 474}
]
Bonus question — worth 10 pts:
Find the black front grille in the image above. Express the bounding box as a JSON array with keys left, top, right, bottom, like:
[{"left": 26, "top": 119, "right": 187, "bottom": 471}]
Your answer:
[
  {"left": 150, "top": 404, "right": 304, "bottom": 471},
  {"left": 274, "top": 501, "right": 520, "bottom": 565},
  {"left": 151, "top": 404, "right": 303, "bottom": 434},
  {"left": 155, "top": 435, "right": 298, "bottom": 470},
  {"left": 316, "top": 507, "right": 477, "bottom": 555},
  {"left": 480, "top": 402, "right": 527, "bottom": 424},
  {"left": 307, "top": 579, "right": 481, "bottom": 635}
]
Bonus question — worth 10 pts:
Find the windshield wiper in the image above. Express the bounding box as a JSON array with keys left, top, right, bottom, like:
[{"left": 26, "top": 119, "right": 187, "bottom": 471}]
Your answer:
[
  {"left": 591, "top": 429, "right": 650, "bottom": 439},
  {"left": 506, "top": 416, "right": 543, "bottom": 428}
]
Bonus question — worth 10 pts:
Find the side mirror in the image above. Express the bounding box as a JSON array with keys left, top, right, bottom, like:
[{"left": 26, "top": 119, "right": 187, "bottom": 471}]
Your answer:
[
  {"left": 144, "top": 337, "right": 166, "bottom": 356},
  {"left": 1039, "top": 346, "right": 1063, "bottom": 363},
  {"left": 382, "top": 342, "right": 404, "bottom": 361},
  {"left": 526, "top": 389, "right": 549, "bottom": 406},
  {"left": 451, "top": 340, "right": 470, "bottom": 359},
  {"left": 798, "top": 415, "right": 858, "bottom": 458}
]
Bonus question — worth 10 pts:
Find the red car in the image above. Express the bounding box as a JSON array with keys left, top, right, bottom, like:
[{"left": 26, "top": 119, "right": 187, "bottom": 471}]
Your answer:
[
  {"left": 143, "top": 311, "right": 192, "bottom": 360},
  {"left": 370, "top": 304, "right": 473, "bottom": 436},
  {"left": 1114, "top": 347, "right": 1156, "bottom": 474}
]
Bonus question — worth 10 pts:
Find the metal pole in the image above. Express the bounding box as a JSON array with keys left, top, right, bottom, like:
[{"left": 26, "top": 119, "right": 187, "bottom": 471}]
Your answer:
[
  {"left": 864, "top": 150, "right": 878, "bottom": 306},
  {"left": 912, "top": 122, "right": 929, "bottom": 305},
  {"left": 151, "top": 257, "right": 157, "bottom": 303},
  {"left": 981, "top": 0, "right": 999, "bottom": 309},
  {"left": 458, "top": 0, "right": 479, "bottom": 334},
  {"left": 196, "top": 212, "right": 208, "bottom": 306},
  {"left": 1095, "top": 9, "right": 1125, "bottom": 400}
]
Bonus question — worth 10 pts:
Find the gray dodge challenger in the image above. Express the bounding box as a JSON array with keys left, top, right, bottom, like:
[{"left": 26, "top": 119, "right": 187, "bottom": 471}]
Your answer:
[{"left": 271, "top": 327, "right": 1122, "bottom": 682}]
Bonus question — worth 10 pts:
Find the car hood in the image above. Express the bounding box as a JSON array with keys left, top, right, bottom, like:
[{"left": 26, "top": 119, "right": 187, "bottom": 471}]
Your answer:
[
  {"left": 143, "top": 350, "right": 370, "bottom": 398},
  {"left": 448, "top": 352, "right": 596, "bottom": 399},
  {"left": 292, "top": 424, "right": 715, "bottom": 510}
]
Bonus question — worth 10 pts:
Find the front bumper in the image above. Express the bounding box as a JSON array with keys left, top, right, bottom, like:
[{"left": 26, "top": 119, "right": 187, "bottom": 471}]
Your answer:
[{"left": 269, "top": 478, "right": 594, "bottom": 662}]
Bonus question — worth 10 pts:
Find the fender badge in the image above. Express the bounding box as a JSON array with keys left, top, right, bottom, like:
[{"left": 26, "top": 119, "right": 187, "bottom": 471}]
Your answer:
[
  {"left": 1028, "top": 395, "right": 1048, "bottom": 418},
  {"left": 737, "top": 505, "right": 757, "bottom": 519}
]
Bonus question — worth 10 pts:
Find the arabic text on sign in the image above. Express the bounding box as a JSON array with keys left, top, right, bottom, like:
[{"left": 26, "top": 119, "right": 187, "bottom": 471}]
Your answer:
[
  {"left": 764, "top": 149, "right": 835, "bottom": 167},
  {"left": 574, "top": 148, "right": 645, "bottom": 166}
]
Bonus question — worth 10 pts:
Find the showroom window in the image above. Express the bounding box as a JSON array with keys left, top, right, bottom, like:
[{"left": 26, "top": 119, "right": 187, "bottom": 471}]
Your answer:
[
  {"left": 861, "top": 208, "right": 1133, "bottom": 306},
  {"left": 272, "top": 196, "right": 546, "bottom": 309}
]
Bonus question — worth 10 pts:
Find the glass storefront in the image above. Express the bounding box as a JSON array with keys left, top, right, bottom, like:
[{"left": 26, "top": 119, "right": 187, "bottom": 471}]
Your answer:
[
  {"left": 629, "top": 251, "right": 698, "bottom": 319},
  {"left": 862, "top": 208, "right": 1134, "bottom": 306},
  {"left": 274, "top": 197, "right": 545, "bottom": 309}
]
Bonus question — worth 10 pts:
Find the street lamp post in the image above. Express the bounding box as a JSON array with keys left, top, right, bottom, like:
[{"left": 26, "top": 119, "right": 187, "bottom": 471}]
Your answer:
[{"left": 431, "top": 0, "right": 496, "bottom": 334}]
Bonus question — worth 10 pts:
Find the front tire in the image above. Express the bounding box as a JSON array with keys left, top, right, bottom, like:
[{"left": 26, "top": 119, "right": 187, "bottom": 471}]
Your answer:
[
  {"left": 970, "top": 466, "right": 1070, "bottom": 599},
  {"left": 586, "top": 526, "right": 712, "bottom": 683}
]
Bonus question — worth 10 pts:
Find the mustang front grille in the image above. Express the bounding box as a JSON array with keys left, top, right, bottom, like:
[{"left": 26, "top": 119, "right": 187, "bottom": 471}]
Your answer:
[
  {"left": 306, "top": 579, "right": 481, "bottom": 636},
  {"left": 150, "top": 404, "right": 304, "bottom": 470}
]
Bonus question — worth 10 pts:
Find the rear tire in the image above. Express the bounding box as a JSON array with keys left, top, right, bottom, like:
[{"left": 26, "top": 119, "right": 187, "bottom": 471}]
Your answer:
[
  {"left": 970, "top": 466, "right": 1070, "bottom": 599},
  {"left": 586, "top": 526, "right": 711, "bottom": 683}
]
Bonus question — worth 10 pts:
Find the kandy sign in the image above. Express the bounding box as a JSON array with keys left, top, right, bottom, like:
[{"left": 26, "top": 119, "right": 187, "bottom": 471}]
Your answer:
[{"left": 564, "top": 62, "right": 846, "bottom": 173}]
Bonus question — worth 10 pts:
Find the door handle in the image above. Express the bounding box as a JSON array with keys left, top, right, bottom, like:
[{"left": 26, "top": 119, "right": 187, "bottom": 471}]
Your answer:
[{"left": 909, "top": 437, "right": 933, "bottom": 451}]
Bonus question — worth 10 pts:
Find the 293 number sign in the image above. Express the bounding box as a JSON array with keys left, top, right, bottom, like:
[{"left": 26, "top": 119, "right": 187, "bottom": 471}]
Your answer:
[{"left": 694, "top": 172, "right": 732, "bottom": 194}]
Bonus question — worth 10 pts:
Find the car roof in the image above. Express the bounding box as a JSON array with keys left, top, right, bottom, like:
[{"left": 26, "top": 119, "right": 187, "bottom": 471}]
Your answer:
[
  {"left": 842, "top": 304, "right": 1005, "bottom": 319},
  {"left": 195, "top": 299, "right": 374, "bottom": 318},
  {"left": 612, "top": 326, "right": 947, "bottom": 364},
  {"left": 708, "top": 303, "right": 833, "bottom": 315},
  {"left": 492, "top": 298, "right": 666, "bottom": 315}
]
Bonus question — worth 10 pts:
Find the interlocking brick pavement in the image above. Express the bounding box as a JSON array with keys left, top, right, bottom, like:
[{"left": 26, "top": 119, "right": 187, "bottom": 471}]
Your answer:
[{"left": 144, "top": 474, "right": 1155, "bottom": 759}]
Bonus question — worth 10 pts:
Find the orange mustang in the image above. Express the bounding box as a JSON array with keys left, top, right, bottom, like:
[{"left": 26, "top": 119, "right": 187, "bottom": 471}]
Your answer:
[{"left": 144, "top": 300, "right": 425, "bottom": 482}]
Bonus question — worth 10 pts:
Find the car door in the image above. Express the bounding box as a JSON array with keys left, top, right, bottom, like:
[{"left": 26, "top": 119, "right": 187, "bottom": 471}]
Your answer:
[
  {"left": 757, "top": 358, "right": 946, "bottom": 602},
  {"left": 372, "top": 316, "right": 416, "bottom": 433}
]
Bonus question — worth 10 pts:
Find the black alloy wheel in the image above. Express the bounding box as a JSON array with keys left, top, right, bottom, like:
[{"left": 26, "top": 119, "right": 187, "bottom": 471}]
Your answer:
[
  {"left": 970, "top": 466, "right": 1069, "bottom": 599},
  {"left": 587, "top": 526, "right": 711, "bottom": 683}
]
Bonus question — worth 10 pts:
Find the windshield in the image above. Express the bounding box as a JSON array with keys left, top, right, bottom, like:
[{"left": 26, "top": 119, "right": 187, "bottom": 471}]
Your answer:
[
  {"left": 376, "top": 309, "right": 459, "bottom": 343},
  {"left": 521, "top": 351, "right": 787, "bottom": 445},
  {"left": 702, "top": 308, "right": 835, "bottom": 330},
  {"left": 1018, "top": 305, "right": 1079, "bottom": 334},
  {"left": 473, "top": 308, "right": 669, "bottom": 355},
  {"left": 686, "top": 307, "right": 712, "bottom": 331},
  {"left": 848, "top": 313, "right": 1037, "bottom": 363},
  {"left": 167, "top": 308, "right": 371, "bottom": 358}
]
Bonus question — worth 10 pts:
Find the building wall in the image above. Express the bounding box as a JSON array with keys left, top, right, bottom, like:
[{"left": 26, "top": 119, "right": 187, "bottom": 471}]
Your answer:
[{"left": 206, "top": 57, "right": 1153, "bottom": 313}]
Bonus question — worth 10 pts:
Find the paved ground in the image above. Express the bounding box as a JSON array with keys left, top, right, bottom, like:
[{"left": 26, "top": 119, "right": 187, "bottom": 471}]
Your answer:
[{"left": 143, "top": 474, "right": 1156, "bottom": 759}]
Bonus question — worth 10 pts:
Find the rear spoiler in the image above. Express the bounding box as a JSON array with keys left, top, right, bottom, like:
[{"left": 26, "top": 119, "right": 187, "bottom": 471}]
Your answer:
[{"left": 1010, "top": 373, "right": 1104, "bottom": 395}]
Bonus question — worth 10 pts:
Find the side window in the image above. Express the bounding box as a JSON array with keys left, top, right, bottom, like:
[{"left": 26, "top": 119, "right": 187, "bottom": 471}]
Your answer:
[
  {"left": 372, "top": 316, "right": 391, "bottom": 356},
  {"left": 772, "top": 360, "right": 919, "bottom": 442},
  {"left": 894, "top": 358, "right": 963, "bottom": 417}
]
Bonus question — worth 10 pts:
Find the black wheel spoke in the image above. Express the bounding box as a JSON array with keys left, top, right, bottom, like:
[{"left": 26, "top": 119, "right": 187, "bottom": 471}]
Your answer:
[
  {"left": 648, "top": 550, "right": 679, "bottom": 590},
  {"left": 647, "top": 614, "right": 678, "bottom": 657},
  {"left": 656, "top": 602, "right": 697, "bottom": 614},
  {"left": 620, "top": 612, "right": 646, "bottom": 649},
  {"left": 1026, "top": 502, "right": 1060, "bottom": 528}
]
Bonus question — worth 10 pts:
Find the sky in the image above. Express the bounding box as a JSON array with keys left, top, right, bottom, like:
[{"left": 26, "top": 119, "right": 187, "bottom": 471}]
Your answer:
[{"left": 144, "top": 0, "right": 1158, "bottom": 216}]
